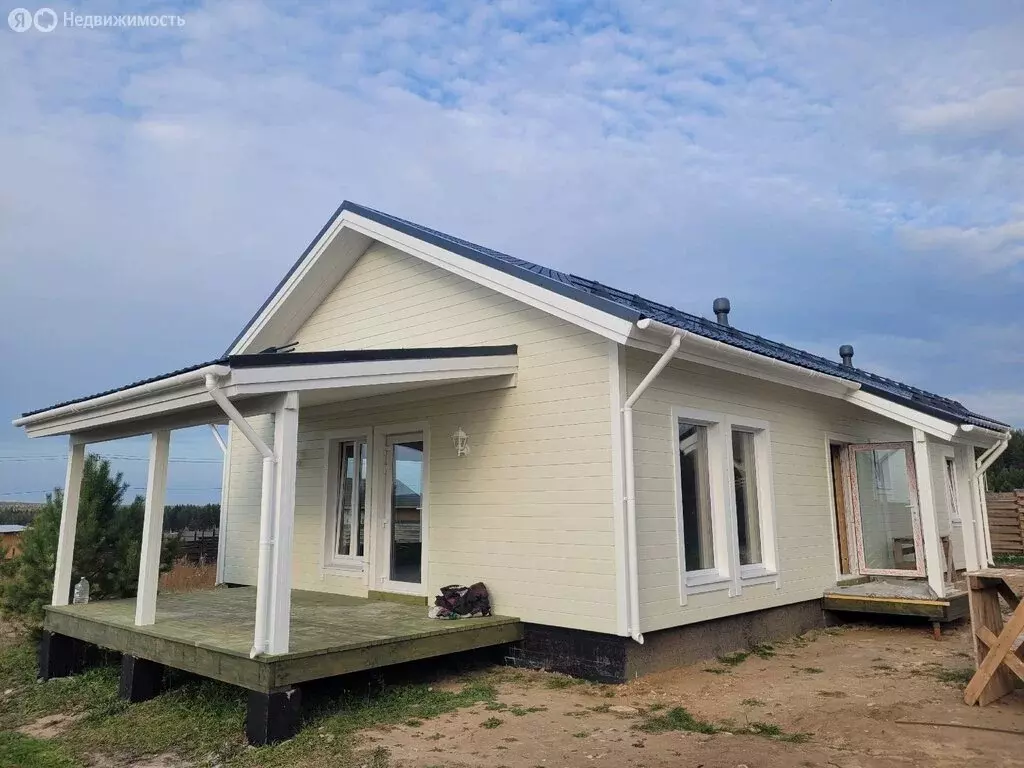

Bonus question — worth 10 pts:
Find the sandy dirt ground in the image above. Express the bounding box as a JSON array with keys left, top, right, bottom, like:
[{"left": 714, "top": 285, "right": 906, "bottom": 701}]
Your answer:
[{"left": 362, "top": 623, "right": 1024, "bottom": 768}]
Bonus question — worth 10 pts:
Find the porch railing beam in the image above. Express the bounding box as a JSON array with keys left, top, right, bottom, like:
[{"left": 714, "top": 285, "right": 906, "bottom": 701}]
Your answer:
[
  {"left": 912, "top": 428, "right": 946, "bottom": 598},
  {"left": 136, "top": 430, "right": 171, "bottom": 625},
  {"left": 51, "top": 438, "right": 86, "bottom": 606}
]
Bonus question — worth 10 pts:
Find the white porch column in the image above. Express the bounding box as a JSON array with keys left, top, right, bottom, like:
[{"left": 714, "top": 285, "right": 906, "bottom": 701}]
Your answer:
[
  {"left": 979, "top": 474, "right": 995, "bottom": 566},
  {"left": 954, "top": 445, "right": 982, "bottom": 572},
  {"left": 51, "top": 439, "right": 86, "bottom": 606},
  {"left": 267, "top": 391, "right": 299, "bottom": 655},
  {"left": 136, "top": 430, "right": 171, "bottom": 626},
  {"left": 912, "top": 429, "right": 946, "bottom": 598}
]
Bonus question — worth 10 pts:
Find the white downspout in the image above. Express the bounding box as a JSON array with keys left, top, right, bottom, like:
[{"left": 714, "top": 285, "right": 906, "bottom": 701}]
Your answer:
[
  {"left": 622, "top": 320, "right": 683, "bottom": 643},
  {"left": 973, "top": 435, "right": 1011, "bottom": 566},
  {"left": 205, "top": 374, "right": 276, "bottom": 658}
]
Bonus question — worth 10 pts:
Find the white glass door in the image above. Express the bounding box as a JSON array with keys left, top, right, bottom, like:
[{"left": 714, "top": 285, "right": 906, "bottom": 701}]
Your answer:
[
  {"left": 379, "top": 431, "right": 425, "bottom": 592},
  {"left": 847, "top": 443, "right": 925, "bottom": 576}
]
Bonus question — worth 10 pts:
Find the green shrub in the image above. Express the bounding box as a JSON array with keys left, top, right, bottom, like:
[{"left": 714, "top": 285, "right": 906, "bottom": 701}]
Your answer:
[{"left": 0, "top": 455, "right": 177, "bottom": 623}]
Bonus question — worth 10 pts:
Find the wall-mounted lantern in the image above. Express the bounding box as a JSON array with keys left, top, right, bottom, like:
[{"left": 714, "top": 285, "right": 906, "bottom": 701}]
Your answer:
[{"left": 451, "top": 427, "right": 470, "bottom": 457}]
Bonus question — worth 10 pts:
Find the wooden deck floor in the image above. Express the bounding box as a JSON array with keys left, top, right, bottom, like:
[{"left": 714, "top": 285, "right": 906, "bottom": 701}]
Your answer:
[
  {"left": 44, "top": 587, "right": 522, "bottom": 692},
  {"left": 822, "top": 580, "right": 969, "bottom": 623}
]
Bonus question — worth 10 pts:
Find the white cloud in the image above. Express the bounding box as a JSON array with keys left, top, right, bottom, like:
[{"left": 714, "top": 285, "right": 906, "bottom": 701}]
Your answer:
[
  {"left": 899, "top": 86, "right": 1024, "bottom": 137},
  {"left": 1, "top": 0, "right": 1023, "bottom": 498},
  {"left": 900, "top": 220, "right": 1024, "bottom": 270}
]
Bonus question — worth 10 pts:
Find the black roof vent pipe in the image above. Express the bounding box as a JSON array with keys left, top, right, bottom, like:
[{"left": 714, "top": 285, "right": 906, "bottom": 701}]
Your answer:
[
  {"left": 712, "top": 297, "right": 731, "bottom": 326},
  {"left": 840, "top": 344, "right": 855, "bottom": 367}
]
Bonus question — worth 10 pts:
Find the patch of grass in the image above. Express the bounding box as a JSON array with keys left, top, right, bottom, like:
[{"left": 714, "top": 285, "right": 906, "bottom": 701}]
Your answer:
[
  {"left": 0, "top": 732, "right": 77, "bottom": 768},
  {"left": 751, "top": 643, "right": 776, "bottom": 659},
  {"left": 747, "top": 722, "right": 812, "bottom": 743},
  {"left": 572, "top": 730, "right": 590, "bottom": 738},
  {"left": 544, "top": 674, "right": 583, "bottom": 689},
  {"left": 588, "top": 703, "right": 611, "bottom": 713},
  {"left": 748, "top": 721, "right": 782, "bottom": 736},
  {"left": 994, "top": 553, "right": 1024, "bottom": 567},
  {"left": 800, "top": 667, "right": 824, "bottom": 674},
  {"left": 740, "top": 698, "right": 765, "bottom": 707},
  {"left": 647, "top": 703, "right": 665, "bottom": 712},
  {"left": 508, "top": 705, "right": 546, "bottom": 717},
  {"left": 636, "top": 705, "right": 811, "bottom": 744},
  {"left": 717, "top": 651, "right": 750, "bottom": 666},
  {"left": 0, "top": 629, "right": 502, "bottom": 768},
  {"left": 635, "top": 706, "right": 718, "bottom": 735},
  {"left": 485, "top": 702, "right": 508, "bottom": 711},
  {"left": 703, "top": 665, "right": 729, "bottom": 674},
  {"left": 404, "top": 718, "right": 423, "bottom": 727},
  {"left": 935, "top": 667, "right": 975, "bottom": 688},
  {"left": 480, "top": 717, "right": 503, "bottom": 729}
]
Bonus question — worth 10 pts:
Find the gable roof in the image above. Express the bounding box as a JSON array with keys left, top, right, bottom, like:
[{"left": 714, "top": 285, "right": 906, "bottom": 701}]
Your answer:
[{"left": 230, "top": 201, "right": 1008, "bottom": 434}]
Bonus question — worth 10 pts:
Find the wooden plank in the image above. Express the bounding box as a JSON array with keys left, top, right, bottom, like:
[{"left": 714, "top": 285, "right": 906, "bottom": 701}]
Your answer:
[
  {"left": 976, "top": 625, "right": 1024, "bottom": 683},
  {"left": 823, "top": 594, "right": 948, "bottom": 619},
  {"left": 270, "top": 622, "right": 523, "bottom": 688}
]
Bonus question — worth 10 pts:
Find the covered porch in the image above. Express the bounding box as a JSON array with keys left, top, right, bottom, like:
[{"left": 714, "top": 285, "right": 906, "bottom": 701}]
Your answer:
[{"left": 15, "top": 345, "right": 520, "bottom": 744}]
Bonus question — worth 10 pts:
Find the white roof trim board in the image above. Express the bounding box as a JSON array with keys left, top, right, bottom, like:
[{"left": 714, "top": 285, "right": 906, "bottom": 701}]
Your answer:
[{"left": 224, "top": 202, "right": 1009, "bottom": 445}]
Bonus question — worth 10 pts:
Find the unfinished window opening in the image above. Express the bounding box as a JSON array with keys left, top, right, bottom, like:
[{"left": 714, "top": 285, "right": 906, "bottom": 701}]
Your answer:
[
  {"left": 732, "top": 428, "right": 762, "bottom": 566},
  {"left": 830, "top": 443, "right": 852, "bottom": 575},
  {"left": 679, "top": 420, "right": 715, "bottom": 573},
  {"left": 944, "top": 456, "right": 960, "bottom": 524},
  {"left": 848, "top": 443, "right": 924, "bottom": 576}
]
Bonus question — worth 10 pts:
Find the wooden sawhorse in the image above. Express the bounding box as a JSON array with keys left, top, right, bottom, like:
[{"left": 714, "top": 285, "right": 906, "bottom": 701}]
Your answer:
[{"left": 964, "top": 568, "right": 1024, "bottom": 706}]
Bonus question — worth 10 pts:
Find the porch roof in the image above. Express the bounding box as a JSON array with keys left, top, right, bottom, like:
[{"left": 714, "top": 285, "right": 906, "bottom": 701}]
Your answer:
[{"left": 14, "top": 345, "right": 518, "bottom": 440}]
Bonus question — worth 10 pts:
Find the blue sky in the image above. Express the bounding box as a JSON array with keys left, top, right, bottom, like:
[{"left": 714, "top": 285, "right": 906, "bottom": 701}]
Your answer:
[{"left": 1, "top": 0, "right": 1022, "bottom": 503}]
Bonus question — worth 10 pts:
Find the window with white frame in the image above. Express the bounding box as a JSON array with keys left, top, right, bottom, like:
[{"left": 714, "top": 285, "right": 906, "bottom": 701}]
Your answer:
[
  {"left": 327, "top": 436, "right": 369, "bottom": 565},
  {"left": 679, "top": 420, "right": 716, "bottom": 572},
  {"left": 731, "top": 428, "right": 762, "bottom": 566},
  {"left": 674, "top": 408, "right": 776, "bottom": 592},
  {"left": 944, "top": 456, "right": 960, "bottom": 524}
]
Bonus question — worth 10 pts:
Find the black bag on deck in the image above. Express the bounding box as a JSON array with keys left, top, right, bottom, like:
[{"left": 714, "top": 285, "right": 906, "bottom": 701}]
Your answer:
[{"left": 435, "top": 582, "right": 491, "bottom": 616}]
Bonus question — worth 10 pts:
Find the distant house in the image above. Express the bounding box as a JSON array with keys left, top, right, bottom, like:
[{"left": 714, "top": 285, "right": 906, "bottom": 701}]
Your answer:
[
  {"left": 14, "top": 201, "right": 1012, "bottom": 744},
  {"left": 0, "top": 524, "right": 27, "bottom": 559}
]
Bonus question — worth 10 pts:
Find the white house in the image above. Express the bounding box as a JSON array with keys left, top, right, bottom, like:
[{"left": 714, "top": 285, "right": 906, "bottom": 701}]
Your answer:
[{"left": 15, "top": 201, "right": 1011, "bottom": 739}]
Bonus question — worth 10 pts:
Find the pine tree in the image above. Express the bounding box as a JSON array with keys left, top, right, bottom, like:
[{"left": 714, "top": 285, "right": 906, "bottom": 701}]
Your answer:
[{"left": 0, "top": 455, "right": 177, "bottom": 623}]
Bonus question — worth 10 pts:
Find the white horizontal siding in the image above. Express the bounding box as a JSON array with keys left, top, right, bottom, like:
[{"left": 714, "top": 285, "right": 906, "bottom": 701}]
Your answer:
[
  {"left": 223, "top": 242, "right": 615, "bottom": 633},
  {"left": 625, "top": 347, "right": 913, "bottom": 632}
]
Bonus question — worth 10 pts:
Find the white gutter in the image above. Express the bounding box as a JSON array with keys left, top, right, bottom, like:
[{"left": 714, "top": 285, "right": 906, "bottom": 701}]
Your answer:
[
  {"left": 635, "top": 319, "right": 854, "bottom": 390},
  {"left": 973, "top": 434, "right": 1011, "bottom": 567},
  {"left": 205, "top": 374, "right": 276, "bottom": 658},
  {"left": 622, "top": 322, "right": 683, "bottom": 643},
  {"left": 13, "top": 364, "right": 231, "bottom": 428},
  {"left": 974, "top": 435, "right": 1010, "bottom": 479}
]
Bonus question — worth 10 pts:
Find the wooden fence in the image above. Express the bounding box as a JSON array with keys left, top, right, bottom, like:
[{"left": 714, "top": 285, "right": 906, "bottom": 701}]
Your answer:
[
  {"left": 164, "top": 528, "right": 219, "bottom": 565},
  {"left": 987, "top": 491, "right": 1024, "bottom": 554}
]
